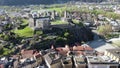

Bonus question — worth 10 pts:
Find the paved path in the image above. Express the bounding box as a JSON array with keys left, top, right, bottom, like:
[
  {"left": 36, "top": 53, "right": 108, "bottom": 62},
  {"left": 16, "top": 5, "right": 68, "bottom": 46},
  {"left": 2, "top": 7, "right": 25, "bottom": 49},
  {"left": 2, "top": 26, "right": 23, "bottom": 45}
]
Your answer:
[{"left": 87, "top": 39, "right": 116, "bottom": 52}]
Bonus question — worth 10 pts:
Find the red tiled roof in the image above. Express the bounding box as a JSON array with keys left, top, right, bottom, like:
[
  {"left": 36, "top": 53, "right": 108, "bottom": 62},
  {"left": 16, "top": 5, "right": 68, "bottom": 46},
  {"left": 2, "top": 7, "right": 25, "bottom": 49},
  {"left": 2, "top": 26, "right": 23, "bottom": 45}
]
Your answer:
[
  {"left": 82, "top": 45, "right": 93, "bottom": 51},
  {"left": 73, "top": 46, "right": 84, "bottom": 51},
  {"left": 0, "top": 64, "right": 4, "bottom": 68},
  {"left": 58, "top": 50, "right": 68, "bottom": 56},
  {"left": 21, "top": 49, "right": 39, "bottom": 55},
  {"left": 84, "top": 46, "right": 93, "bottom": 51},
  {"left": 56, "top": 47, "right": 70, "bottom": 56},
  {"left": 63, "top": 48, "right": 70, "bottom": 52},
  {"left": 56, "top": 45, "right": 70, "bottom": 52},
  {"left": 21, "top": 49, "right": 39, "bottom": 58},
  {"left": 69, "top": 47, "right": 73, "bottom": 51},
  {"left": 11, "top": 55, "right": 19, "bottom": 59},
  {"left": 56, "top": 45, "right": 93, "bottom": 56},
  {"left": 74, "top": 44, "right": 93, "bottom": 51}
]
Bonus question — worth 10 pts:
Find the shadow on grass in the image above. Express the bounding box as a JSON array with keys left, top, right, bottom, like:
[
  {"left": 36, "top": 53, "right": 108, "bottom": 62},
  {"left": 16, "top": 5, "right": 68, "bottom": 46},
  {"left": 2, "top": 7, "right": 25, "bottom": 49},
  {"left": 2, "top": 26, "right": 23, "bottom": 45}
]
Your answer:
[{"left": 18, "top": 24, "right": 28, "bottom": 29}]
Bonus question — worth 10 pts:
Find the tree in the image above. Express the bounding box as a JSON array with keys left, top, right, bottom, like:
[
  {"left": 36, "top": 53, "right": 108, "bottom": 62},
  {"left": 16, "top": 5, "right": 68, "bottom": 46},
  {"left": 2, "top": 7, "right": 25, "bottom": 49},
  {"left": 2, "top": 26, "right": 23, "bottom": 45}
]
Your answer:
[
  {"left": 0, "top": 32, "right": 20, "bottom": 43},
  {"left": 63, "top": 30, "right": 76, "bottom": 45},
  {"left": 4, "top": 24, "right": 13, "bottom": 30},
  {"left": 97, "top": 24, "right": 112, "bottom": 38},
  {"left": 29, "top": 40, "right": 36, "bottom": 49},
  {"left": 55, "top": 37, "right": 67, "bottom": 47},
  {"left": 0, "top": 46, "right": 4, "bottom": 55},
  {"left": 64, "top": 32, "right": 69, "bottom": 38},
  {"left": 4, "top": 35, "right": 9, "bottom": 41}
]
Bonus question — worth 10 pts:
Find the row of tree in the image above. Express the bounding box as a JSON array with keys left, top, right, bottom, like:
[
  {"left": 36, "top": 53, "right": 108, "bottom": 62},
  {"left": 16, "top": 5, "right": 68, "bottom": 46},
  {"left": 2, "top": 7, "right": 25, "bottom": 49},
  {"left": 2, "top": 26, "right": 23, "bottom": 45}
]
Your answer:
[{"left": 97, "top": 24, "right": 120, "bottom": 39}]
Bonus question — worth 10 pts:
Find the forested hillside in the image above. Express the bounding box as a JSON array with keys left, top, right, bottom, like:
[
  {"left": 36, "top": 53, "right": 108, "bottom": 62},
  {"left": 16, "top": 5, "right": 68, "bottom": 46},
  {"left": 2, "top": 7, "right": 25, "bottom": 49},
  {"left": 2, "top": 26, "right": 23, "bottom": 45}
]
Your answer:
[{"left": 0, "top": 0, "right": 105, "bottom": 5}]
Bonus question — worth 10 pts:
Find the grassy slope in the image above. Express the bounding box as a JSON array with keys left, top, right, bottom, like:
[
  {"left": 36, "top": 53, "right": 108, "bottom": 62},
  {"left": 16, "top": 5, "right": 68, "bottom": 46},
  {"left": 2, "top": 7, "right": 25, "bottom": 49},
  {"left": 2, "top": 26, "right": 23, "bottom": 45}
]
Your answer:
[
  {"left": 14, "top": 26, "right": 34, "bottom": 37},
  {"left": 112, "top": 40, "right": 120, "bottom": 47},
  {"left": 51, "top": 20, "right": 68, "bottom": 25},
  {"left": 13, "top": 19, "right": 34, "bottom": 37}
]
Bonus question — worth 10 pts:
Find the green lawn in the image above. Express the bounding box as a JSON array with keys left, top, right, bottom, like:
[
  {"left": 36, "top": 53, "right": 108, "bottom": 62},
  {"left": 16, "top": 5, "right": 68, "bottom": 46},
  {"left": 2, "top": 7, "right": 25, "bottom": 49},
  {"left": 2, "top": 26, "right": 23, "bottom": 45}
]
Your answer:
[
  {"left": 51, "top": 20, "right": 68, "bottom": 25},
  {"left": 44, "top": 7, "right": 66, "bottom": 12},
  {"left": 14, "top": 26, "right": 34, "bottom": 37},
  {"left": 13, "top": 19, "right": 34, "bottom": 38},
  {"left": 0, "top": 48, "right": 13, "bottom": 57},
  {"left": 72, "top": 19, "right": 79, "bottom": 24},
  {"left": 21, "top": 19, "right": 28, "bottom": 25},
  {"left": 2, "top": 48, "right": 11, "bottom": 55},
  {"left": 112, "top": 40, "right": 120, "bottom": 47}
]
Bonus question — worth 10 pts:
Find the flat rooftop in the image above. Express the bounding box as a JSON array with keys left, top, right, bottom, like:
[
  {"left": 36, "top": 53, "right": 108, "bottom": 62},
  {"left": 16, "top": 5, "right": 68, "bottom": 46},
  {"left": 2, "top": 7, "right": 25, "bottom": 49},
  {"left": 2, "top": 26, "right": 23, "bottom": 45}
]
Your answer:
[
  {"left": 62, "top": 57, "right": 72, "bottom": 65},
  {"left": 87, "top": 56, "right": 118, "bottom": 64},
  {"left": 75, "top": 56, "right": 86, "bottom": 64}
]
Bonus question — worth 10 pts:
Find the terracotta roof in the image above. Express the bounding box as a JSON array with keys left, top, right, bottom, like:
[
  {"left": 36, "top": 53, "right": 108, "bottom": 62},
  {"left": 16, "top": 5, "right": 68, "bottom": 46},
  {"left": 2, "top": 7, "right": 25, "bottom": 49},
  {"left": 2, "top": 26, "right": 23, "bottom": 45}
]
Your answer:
[
  {"left": 21, "top": 49, "right": 38, "bottom": 54},
  {"left": 56, "top": 47, "right": 69, "bottom": 56},
  {"left": 73, "top": 46, "right": 84, "bottom": 51},
  {"left": 11, "top": 55, "right": 19, "bottom": 59},
  {"left": 63, "top": 47, "right": 70, "bottom": 52},
  {"left": 69, "top": 47, "right": 73, "bottom": 51},
  {"left": 58, "top": 50, "right": 68, "bottom": 56},
  {"left": 85, "top": 46, "right": 93, "bottom": 50},
  {"left": 74, "top": 44, "right": 93, "bottom": 51},
  {"left": 83, "top": 45, "right": 93, "bottom": 51},
  {"left": 56, "top": 45, "right": 70, "bottom": 53},
  {"left": 56, "top": 45, "right": 93, "bottom": 56},
  {"left": 21, "top": 49, "right": 38, "bottom": 58},
  {"left": 0, "top": 64, "right": 4, "bottom": 68}
]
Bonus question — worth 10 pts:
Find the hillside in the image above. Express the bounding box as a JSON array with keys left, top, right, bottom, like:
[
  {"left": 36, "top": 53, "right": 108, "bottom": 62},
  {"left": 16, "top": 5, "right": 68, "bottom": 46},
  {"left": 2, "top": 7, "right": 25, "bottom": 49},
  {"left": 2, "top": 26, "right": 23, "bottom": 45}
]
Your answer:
[{"left": 0, "top": 0, "right": 105, "bottom": 5}]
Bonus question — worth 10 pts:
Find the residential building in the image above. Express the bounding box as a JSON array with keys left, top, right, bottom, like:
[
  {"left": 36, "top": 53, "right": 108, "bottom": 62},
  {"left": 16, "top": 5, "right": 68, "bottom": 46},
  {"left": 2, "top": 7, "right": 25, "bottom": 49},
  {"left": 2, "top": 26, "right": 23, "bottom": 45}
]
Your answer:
[
  {"left": 74, "top": 55, "right": 86, "bottom": 68},
  {"left": 20, "top": 49, "right": 43, "bottom": 68},
  {"left": 107, "top": 0, "right": 120, "bottom": 2},
  {"left": 105, "top": 49, "right": 120, "bottom": 63},
  {"left": 115, "top": 10, "right": 120, "bottom": 14},
  {"left": 20, "top": 49, "right": 38, "bottom": 59},
  {"left": 44, "top": 52, "right": 62, "bottom": 68},
  {"left": 61, "top": 57, "right": 73, "bottom": 68},
  {"left": 110, "top": 20, "right": 120, "bottom": 31},
  {"left": 0, "top": 57, "right": 9, "bottom": 68},
  {"left": 86, "top": 56, "right": 119, "bottom": 68},
  {"left": 56, "top": 45, "right": 70, "bottom": 56},
  {"left": 56, "top": 44, "right": 94, "bottom": 56}
]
